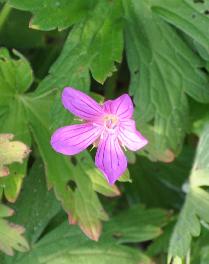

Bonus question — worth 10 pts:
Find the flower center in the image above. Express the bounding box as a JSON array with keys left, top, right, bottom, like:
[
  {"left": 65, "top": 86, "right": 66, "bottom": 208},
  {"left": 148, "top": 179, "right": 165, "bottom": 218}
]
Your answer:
[{"left": 104, "top": 115, "right": 118, "bottom": 130}]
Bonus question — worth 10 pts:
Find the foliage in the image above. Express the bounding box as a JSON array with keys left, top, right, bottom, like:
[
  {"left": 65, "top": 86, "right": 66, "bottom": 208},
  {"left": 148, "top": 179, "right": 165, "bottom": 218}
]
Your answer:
[
  {"left": 0, "top": 0, "right": 209, "bottom": 263},
  {"left": 0, "top": 133, "right": 30, "bottom": 177},
  {"left": 0, "top": 133, "right": 29, "bottom": 256},
  {"left": 124, "top": 0, "right": 209, "bottom": 159},
  {"left": 168, "top": 125, "right": 209, "bottom": 263},
  {"left": 0, "top": 203, "right": 29, "bottom": 256}
]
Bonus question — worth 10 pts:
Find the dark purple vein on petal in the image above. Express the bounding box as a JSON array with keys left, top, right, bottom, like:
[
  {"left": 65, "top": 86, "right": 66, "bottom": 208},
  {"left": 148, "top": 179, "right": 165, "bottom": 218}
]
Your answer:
[
  {"left": 71, "top": 103, "right": 99, "bottom": 117},
  {"left": 115, "top": 96, "right": 125, "bottom": 114},
  {"left": 79, "top": 98, "right": 102, "bottom": 114},
  {"left": 70, "top": 131, "right": 99, "bottom": 147},
  {"left": 102, "top": 135, "right": 108, "bottom": 172},
  {"left": 118, "top": 107, "right": 130, "bottom": 117},
  {"left": 110, "top": 137, "right": 113, "bottom": 170},
  {"left": 114, "top": 138, "right": 120, "bottom": 167},
  {"left": 53, "top": 127, "right": 92, "bottom": 144}
]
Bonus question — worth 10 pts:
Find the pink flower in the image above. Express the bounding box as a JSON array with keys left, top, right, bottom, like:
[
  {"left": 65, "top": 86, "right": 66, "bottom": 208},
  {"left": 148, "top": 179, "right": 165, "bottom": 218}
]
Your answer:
[{"left": 50, "top": 87, "right": 148, "bottom": 185}]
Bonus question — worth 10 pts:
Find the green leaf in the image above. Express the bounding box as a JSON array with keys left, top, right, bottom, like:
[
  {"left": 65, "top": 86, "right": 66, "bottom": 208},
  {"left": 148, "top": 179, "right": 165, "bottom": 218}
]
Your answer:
[
  {"left": 12, "top": 222, "right": 151, "bottom": 264},
  {"left": 88, "top": 0, "right": 123, "bottom": 83},
  {"left": 0, "top": 47, "right": 33, "bottom": 107},
  {"left": 0, "top": 48, "right": 123, "bottom": 241},
  {"left": 168, "top": 187, "right": 209, "bottom": 264},
  {"left": 7, "top": 0, "right": 123, "bottom": 83},
  {"left": 125, "top": 147, "right": 193, "bottom": 209},
  {"left": 0, "top": 100, "right": 31, "bottom": 202},
  {"left": 0, "top": 48, "right": 33, "bottom": 103},
  {"left": 118, "top": 169, "right": 132, "bottom": 183},
  {"left": 0, "top": 49, "right": 32, "bottom": 202},
  {"left": 68, "top": 154, "right": 108, "bottom": 241},
  {"left": 0, "top": 134, "right": 30, "bottom": 177},
  {"left": 8, "top": 205, "right": 167, "bottom": 263},
  {"left": 103, "top": 205, "right": 168, "bottom": 244},
  {"left": 168, "top": 124, "right": 209, "bottom": 263},
  {"left": 0, "top": 204, "right": 14, "bottom": 218},
  {"left": 34, "top": 0, "right": 123, "bottom": 98},
  {"left": 60, "top": 151, "right": 120, "bottom": 240},
  {"left": 22, "top": 96, "right": 75, "bottom": 213},
  {"left": 190, "top": 227, "right": 209, "bottom": 264},
  {"left": 0, "top": 204, "right": 29, "bottom": 256},
  {"left": 78, "top": 151, "right": 120, "bottom": 197},
  {"left": 8, "top": 160, "right": 61, "bottom": 244},
  {"left": 190, "top": 124, "right": 209, "bottom": 187},
  {"left": 150, "top": 0, "right": 209, "bottom": 54},
  {"left": 147, "top": 221, "right": 175, "bottom": 257},
  {"left": 139, "top": 123, "right": 175, "bottom": 163},
  {"left": 123, "top": 0, "right": 209, "bottom": 157},
  {"left": 8, "top": 0, "right": 97, "bottom": 31},
  {"left": 33, "top": 0, "right": 123, "bottom": 134}
]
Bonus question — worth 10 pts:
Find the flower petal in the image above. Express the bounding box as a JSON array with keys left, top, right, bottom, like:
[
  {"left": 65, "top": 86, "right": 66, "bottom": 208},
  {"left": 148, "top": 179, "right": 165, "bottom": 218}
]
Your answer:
[
  {"left": 62, "top": 87, "right": 103, "bottom": 120},
  {"left": 95, "top": 133, "right": 127, "bottom": 185},
  {"left": 118, "top": 120, "right": 148, "bottom": 151},
  {"left": 51, "top": 123, "right": 103, "bottom": 155},
  {"left": 103, "top": 94, "right": 133, "bottom": 119}
]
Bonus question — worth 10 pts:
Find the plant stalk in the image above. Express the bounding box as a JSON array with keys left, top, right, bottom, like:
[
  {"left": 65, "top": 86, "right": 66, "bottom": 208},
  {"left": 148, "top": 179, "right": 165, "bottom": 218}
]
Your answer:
[{"left": 0, "top": 3, "right": 12, "bottom": 32}]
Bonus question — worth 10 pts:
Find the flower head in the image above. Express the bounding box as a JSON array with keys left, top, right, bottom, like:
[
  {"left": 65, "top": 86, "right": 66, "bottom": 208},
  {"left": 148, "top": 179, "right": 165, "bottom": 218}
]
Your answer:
[{"left": 51, "top": 87, "right": 148, "bottom": 185}]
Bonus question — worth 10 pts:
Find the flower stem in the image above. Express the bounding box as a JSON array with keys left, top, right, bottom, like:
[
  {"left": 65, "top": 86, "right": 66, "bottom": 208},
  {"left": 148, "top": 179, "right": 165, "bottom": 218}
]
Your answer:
[{"left": 0, "top": 3, "right": 12, "bottom": 32}]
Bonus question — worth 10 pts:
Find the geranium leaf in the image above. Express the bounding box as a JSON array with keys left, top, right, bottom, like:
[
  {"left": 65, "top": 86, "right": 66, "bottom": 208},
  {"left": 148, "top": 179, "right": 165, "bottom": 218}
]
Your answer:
[
  {"left": 150, "top": 0, "right": 209, "bottom": 54},
  {"left": 0, "top": 48, "right": 33, "bottom": 96},
  {"left": 125, "top": 147, "right": 193, "bottom": 209},
  {"left": 8, "top": 0, "right": 97, "bottom": 31},
  {"left": 103, "top": 205, "right": 168, "bottom": 244},
  {"left": 31, "top": 1, "right": 123, "bottom": 133},
  {"left": 15, "top": 223, "right": 151, "bottom": 264},
  {"left": 0, "top": 204, "right": 14, "bottom": 218},
  {"left": 8, "top": 161, "right": 61, "bottom": 245},
  {"left": 168, "top": 124, "right": 209, "bottom": 263},
  {"left": 7, "top": 205, "right": 168, "bottom": 264},
  {"left": 0, "top": 49, "right": 32, "bottom": 202},
  {"left": 77, "top": 151, "right": 120, "bottom": 198},
  {"left": 0, "top": 204, "right": 29, "bottom": 256},
  {"left": 33, "top": 0, "right": 123, "bottom": 100},
  {"left": 0, "top": 134, "right": 29, "bottom": 177},
  {"left": 88, "top": 0, "right": 123, "bottom": 83},
  {"left": 123, "top": 0, "right": 209, "bottom": 157},
  {"left": 0, "top": 48, "right": 120, "bottom": 241}
]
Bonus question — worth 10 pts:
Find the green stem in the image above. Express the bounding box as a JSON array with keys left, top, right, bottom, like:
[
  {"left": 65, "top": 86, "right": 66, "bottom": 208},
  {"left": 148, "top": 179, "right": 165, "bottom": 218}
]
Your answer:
[
  {"left": 186, "top": 249, "right": 191, "bottom": 264},
  {"left": 0, "top": 3, "right": 12, "bottom": 32}
]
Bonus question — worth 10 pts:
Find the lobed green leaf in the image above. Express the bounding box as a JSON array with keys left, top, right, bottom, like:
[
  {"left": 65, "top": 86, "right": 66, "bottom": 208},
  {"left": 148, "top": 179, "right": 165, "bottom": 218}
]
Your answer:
[{"left": 123, "top": 0, "right": 209, "bottom": 157}]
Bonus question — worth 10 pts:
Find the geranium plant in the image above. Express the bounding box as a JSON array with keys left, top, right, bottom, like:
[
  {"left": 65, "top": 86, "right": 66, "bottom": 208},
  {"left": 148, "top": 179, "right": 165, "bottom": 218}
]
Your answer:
[{"left": 0, "top": 1, "right": 209, "bottom": 264}]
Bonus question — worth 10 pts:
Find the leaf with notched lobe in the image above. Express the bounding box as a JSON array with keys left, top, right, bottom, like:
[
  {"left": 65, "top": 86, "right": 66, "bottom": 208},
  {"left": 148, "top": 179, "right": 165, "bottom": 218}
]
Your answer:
[
  {"left": 7, "top": 206, "right": 168, "bottom": 264},
  {"left": 123, "top": 0, "right": 209, "bottom": 159},
  {"left": 168, "top": 125, "right": 209, "bottom": 263},
  {"left": 0, "top": 49, "right": 32, "bottom": 202},
  {"left": 9, "top": 0, "right": 97, "bottom": 31},
  {"left": 0, "top": 204, "right": 29, "bottom": 256},
  {"left": 150, "top": 0, "right": 209, "bottom": 55},
  {"left": 0, "top": 134, "right": 30, "bottom": 177},
  {"left": 0, "top": 48, "right": 121, "bottom": 241}
]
